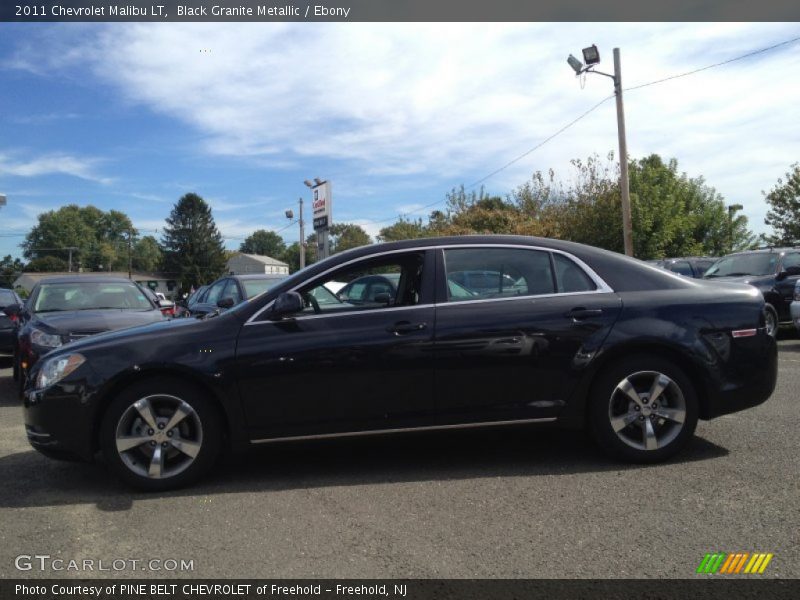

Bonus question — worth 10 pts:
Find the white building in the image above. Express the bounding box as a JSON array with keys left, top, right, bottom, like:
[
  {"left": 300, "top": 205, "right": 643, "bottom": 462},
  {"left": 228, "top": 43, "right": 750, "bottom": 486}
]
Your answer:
[{"left": 226, "top": 253, "right": 289, "bottom": 275}]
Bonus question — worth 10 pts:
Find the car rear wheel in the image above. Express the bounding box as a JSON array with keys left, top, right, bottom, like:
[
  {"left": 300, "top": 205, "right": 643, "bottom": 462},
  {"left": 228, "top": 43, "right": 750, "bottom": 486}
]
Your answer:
[
  {"left": 100, "top": 378, "right": 221, "bottom": 491},
  {"left": 764, "top": 305, "right": 778, "bottom": 338},
  {"left": 589, "top": 355, "right": 698, "bottom": 463}
]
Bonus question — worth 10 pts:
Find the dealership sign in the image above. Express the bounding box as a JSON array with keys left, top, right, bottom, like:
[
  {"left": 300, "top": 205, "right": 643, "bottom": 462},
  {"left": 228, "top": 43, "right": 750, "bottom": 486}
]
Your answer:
[{"left": 312, "top": 182, "right": 332, "bottom": 230}]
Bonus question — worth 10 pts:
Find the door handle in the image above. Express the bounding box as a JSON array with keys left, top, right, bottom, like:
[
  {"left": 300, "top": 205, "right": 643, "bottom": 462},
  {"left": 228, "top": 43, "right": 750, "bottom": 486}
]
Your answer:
[
  {"left": 388, "top": 321, "right": 427, "bottom": 335},
  {"left": 565, "top": 307, "right": 603, "bottom": 320}
]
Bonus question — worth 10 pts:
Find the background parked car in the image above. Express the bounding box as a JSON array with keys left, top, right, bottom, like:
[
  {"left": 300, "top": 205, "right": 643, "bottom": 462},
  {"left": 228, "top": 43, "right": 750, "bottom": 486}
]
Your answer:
[
  {"left": 3, "top": 276, "right": 167, "bottom": 395},
  {"left": 0, "top": 288, "right": 23, "bottom": 356},
  {"left": 648, "top": 257, "right": 717, "bottom": 279},
  {"left": 188, "top": 274, "right": 286, "bottom": 316},
  {"left": 173, "top": 285, "right": 208, "bottom": 318},
  {"left": 704, "top": 247, "right": 800, "bottom": 337}
]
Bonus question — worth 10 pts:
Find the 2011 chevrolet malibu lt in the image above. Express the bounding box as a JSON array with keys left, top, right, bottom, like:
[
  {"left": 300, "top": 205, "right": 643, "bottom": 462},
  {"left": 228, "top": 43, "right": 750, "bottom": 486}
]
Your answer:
[{"left": 22, "top": 236, "right": 777, "bottom": 490}]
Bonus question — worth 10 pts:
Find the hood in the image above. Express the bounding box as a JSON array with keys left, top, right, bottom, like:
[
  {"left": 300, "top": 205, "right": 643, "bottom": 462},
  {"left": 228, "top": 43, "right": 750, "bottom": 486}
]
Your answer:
[
  {"left": 33, "top": 309, "right": 165, "bottom": 335},
  {"left": 53, "top": 311, "right": 237, "bottom": 354},
  {"left": 703, "top": 274, "right": 772, "bottom": 287}
]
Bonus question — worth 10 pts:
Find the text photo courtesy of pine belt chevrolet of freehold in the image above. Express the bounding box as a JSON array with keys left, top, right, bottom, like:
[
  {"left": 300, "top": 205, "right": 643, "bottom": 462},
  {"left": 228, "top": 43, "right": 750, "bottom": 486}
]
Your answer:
[{"left": 7, "top": 236, "right": 776, "bottom": 491}]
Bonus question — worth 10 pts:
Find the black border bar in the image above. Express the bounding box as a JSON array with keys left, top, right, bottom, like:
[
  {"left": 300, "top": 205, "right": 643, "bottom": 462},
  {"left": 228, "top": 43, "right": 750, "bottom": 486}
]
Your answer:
[{"left": 2, "top": 0, "right": 800, "bottom": 22}]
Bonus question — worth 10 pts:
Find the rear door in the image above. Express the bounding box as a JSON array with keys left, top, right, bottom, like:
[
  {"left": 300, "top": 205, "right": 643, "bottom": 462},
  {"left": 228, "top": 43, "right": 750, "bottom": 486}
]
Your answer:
[{"left": 433, "top": 246, "right": 621, "bottom": 425}]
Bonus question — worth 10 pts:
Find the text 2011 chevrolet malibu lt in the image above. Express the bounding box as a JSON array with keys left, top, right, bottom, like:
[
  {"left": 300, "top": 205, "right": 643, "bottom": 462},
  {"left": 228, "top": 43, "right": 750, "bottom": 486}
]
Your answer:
[{"left": 22, "top": 236, "right": 777, "bottom": 490}]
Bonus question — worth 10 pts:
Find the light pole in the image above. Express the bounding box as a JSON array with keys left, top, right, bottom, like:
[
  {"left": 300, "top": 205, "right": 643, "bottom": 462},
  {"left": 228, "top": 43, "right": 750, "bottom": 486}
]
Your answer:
[
  {"left": 285, "top": 197, "right": 305, "bottom": 269},
  {"left": 728, "top": 204, "right": 743, "bottom": 254},
  {"left": 568, "top": 45, "right": 634, "bottom": 257}
]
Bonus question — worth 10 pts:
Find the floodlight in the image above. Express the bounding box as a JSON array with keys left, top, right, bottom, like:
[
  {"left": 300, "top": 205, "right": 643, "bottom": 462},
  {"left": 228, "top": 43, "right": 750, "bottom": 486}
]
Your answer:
[
  {"left": 314, "top": 178, "right": 323, "bottom": 185},
  {"left": 285, "top": 209, "right": 294, "bottom": 219},
  {"left": 582, "top": 44, "right": 600, "bottom": 66},
  {"left": 567, "top": 54, "right": 584, "bottom": 75},
  {"left": 303, "top": 180, "right": 314, "bottom": 188}
]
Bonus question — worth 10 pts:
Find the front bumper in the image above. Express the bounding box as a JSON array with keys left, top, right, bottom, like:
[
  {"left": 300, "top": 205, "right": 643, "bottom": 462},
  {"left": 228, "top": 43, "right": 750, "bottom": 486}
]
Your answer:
[{"left": 24, "top": 380, "right": 98, "bottom": 462}]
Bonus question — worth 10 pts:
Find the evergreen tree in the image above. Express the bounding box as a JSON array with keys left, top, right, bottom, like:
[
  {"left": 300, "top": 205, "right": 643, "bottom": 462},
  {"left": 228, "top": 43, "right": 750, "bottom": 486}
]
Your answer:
[{"left": 161, "top": 193, "right": 227, "bottom": 291}]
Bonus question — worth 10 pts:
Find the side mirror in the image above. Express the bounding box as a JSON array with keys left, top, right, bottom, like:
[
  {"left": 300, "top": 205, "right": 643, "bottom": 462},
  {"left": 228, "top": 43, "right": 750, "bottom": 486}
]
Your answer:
[
  {"left": 776, "top": 271, "right": 788, "bottom": 281},
  {"left": 271, "top": 291, "right": 304, "bottom": 319},
  {"left": 217, "top": 297, "right": 235, "bottom": 309},
  {"left": 2, "top": 303, "right": 22, "bottom": 318}
]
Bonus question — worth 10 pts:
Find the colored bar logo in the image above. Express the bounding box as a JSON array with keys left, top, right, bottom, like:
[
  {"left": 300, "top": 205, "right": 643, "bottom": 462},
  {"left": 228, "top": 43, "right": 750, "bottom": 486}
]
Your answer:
[{"left": 696, "top": 552, "right": 774, "bottom": 574}]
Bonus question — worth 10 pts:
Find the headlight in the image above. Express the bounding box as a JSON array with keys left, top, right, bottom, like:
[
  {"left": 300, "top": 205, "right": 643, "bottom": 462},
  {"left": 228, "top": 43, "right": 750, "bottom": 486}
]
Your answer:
[
  {"left": 30, "top": 328, "right": 63, "bottom": 348},
  {"left": 35, "top": 353, "right": 86, "bottom": 390}
]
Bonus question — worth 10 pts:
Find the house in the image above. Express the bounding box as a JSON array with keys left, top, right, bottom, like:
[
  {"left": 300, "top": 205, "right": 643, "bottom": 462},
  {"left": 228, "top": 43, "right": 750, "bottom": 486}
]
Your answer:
[
  {"left": 226, "top": 253, "right": 289, "bottom": 275},
  {"left": 13, "top": 271, "right": 179, "bottom": 299}
]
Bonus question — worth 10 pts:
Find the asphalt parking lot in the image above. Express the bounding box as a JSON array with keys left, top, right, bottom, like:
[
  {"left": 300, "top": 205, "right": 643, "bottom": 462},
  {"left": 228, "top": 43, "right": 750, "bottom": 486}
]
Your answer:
[{"left": 0, "top": 342, "right": 798, "bottom": 580}]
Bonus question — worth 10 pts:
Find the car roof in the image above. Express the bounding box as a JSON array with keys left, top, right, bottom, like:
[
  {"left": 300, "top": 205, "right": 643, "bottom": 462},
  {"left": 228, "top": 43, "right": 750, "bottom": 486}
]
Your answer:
[
  {"left": 726, "top": 247, "right": 800, "bottom": 256},
  {"left": 33, "top": 276, "right": 141, "bottom": 285},
  {"left": 231, "top": 274, "right": 287, "bottom": 280}
]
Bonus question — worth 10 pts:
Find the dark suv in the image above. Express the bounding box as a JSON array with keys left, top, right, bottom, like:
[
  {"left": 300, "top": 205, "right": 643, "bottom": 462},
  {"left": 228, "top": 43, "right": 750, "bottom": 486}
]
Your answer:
[{"left": 704, "top": 247, "right": 800, "bottom": 337}]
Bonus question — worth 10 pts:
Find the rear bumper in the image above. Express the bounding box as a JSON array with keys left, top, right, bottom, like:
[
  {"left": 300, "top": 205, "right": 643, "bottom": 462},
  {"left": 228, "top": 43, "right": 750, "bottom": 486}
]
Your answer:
[{"left": 701, "top": 331, "right": 778, "bottom": 420}]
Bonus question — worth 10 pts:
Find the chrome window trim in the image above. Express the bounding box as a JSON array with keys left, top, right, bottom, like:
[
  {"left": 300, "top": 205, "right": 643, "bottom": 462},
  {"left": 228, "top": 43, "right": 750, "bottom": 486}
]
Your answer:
[
  {"left": 250, "top": 416, "right": 557, "bottom": 444},
  {"left": 244, "top": 243, "right": 614, "bottom": 326}
]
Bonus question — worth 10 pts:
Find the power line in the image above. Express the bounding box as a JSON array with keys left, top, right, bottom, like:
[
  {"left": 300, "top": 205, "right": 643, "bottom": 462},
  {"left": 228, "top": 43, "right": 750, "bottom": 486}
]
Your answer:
[
  {"left": 625, "top": 34, "right": 800, "bottom": 92},
  {"left": 361, "top": 94, "right": 615, "bottom": 227}
]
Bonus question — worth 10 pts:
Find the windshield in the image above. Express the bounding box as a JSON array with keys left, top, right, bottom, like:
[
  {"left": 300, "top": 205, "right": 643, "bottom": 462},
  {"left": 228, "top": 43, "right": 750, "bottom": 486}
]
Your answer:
[
  {"left": 704, "top": 253, "right": 777, "bottom": 278},
  {"left": 33, "top": 281, "right": 154, "bottom": 312},
  {"left": 242, "top": 277, "right": 287, "bottom": 299}
]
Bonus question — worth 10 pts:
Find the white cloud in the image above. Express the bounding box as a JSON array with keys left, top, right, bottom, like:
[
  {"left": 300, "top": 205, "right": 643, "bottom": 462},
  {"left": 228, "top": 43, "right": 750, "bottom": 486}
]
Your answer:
[{"left": 0, "top": 152, "right": 112, "bottom": 184}]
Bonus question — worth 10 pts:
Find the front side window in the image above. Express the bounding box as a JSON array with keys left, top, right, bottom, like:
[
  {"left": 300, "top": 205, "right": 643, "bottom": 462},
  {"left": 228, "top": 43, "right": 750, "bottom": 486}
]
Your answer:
[
  {"left": 781, "top": 252, "right": 800, "bottom": 272},
  {"left": 443, "top": 248, "right": 555, "bottom": 301},
  {"left": 204, "top": 280, "right": 228, "bottom": 305},
  {"left": 297, "top": 253, "right": 424, "bottom": 315}
]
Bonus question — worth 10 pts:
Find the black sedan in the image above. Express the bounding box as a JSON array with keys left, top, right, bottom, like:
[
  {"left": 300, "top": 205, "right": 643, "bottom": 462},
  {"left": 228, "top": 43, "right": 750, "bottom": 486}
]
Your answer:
[
  {"left": 0, "top": 288, "right": 24, "bottom": 355},
  {"left": 4, "top": 276, "right": 167, "bottom": 394},
  {"left": 188, "top": 274, "right": 286, "bottom": 316},
  {"left": 21, "top": 236, "right": 776, "bottom": 490}
]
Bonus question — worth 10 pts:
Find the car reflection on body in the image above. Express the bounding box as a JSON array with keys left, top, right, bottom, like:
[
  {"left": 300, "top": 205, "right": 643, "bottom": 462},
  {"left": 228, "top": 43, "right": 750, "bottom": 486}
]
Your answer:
[{"left": 21, "top": 236, "right": 776, "bottom": 490}]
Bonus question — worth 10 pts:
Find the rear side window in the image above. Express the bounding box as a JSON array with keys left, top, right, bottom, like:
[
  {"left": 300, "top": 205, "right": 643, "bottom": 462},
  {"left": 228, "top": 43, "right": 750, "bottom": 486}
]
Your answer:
[
  {"left": 444, "top": 248, "right": 555, "bottom": 301},
  {"left": 667, "top": 261, "right": 694, "bottom": 277},
  {"left": 553, "top": 253, "right": 597, "bottom": 293}
]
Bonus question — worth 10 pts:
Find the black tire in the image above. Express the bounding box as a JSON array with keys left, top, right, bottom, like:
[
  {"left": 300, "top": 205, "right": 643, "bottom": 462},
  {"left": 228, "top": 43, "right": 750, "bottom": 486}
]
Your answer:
[
  {"left": 589, "top": 355, "right": 698, "bottom": 463},
  {"left": 764, "top": 304, "right": 778, "bottom": 339},
  {"left": 99, "top": 377, "right": 221, "bottom": 491}
]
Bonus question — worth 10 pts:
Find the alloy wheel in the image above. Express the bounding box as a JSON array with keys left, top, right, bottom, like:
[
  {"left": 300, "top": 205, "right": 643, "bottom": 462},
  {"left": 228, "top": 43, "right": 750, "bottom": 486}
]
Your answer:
[
  {"left": 114, "top": 394, "right": 203, "bottom": 479},
  {"left": 764, "top": 308, "right": 777, "bottom": 338},
  {"left": 607, "top": 370, "right": 687, "bottom": 451}
]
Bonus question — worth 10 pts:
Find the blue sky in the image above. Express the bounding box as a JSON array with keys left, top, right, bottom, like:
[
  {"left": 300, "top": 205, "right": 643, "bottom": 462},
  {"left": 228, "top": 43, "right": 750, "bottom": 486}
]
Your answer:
[{"left": 1, "top": 22, "right": 799, "bottom": 261}]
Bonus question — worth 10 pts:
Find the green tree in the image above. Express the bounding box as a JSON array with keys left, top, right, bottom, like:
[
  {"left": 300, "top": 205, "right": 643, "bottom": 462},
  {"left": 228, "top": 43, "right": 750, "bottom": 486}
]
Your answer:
[
  {"left": 377, "top": 217, "right": 427, "bottom": 242},
  {"left": 22, "top": 204, "right": 136, "bottom": 271},
  {"left": 132, "top": 236, "right": 163, "bottom": 272},
  {"left": 161, "top": 193, "right": 227, "bottom": 291},
  {"left": 240, "top": 229, "right": 286, "bottom": 258},
  {"left": 764, "top": 163, "right": 800, "bottom": 245},
  {"left": 282, "top": 233, "right": 318, "bottom": 273},
  {"left": 26, "top": 256, "right": 69, "bottom": 272},
  {"left": 329, "top": 223, "right": 371, "bottom": 253},
  {"left": 0, "top": 255, "right": 25, "bottom": 288}
]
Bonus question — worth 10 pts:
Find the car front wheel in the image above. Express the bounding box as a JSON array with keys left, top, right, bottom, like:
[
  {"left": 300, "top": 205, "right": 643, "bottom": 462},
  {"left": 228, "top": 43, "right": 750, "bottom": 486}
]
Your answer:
[
  {"left": 100, "top": 378, "right": 221, "bottom": 491},
  {"left": 764, "top": 305, "right": 778, "bottom": 338},
  {"left": 589, "top": 355, "right": 698, "bottom": 463}
]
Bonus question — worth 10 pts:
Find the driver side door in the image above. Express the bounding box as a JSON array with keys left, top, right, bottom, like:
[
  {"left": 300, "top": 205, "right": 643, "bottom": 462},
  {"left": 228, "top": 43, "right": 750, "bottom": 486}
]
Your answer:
[{"left": 235, "top": 250, "right": 437, "bottom": 440}]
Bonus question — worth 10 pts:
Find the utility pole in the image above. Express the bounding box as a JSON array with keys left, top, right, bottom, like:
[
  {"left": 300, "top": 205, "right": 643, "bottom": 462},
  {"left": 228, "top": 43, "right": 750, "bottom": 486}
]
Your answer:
[
  {"left": 128, "top": 229, "right": 133, "bottom": 279},
  {"left": 567, "top": 45, "right": 634, "bottom": 256},
  {"left": 613, "top": 48, "right": 634, "bottom": 257},
  {"left": 298, "top": 198, "right": 305, "bottom": 269}
]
